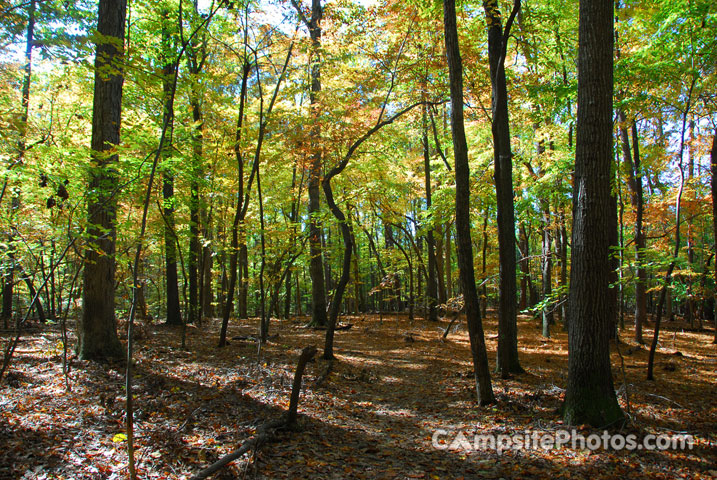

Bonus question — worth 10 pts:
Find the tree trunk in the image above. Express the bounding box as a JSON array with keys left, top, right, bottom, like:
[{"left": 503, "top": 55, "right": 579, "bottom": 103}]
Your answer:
[
  {"left": 187, "top": 12, "right": 206, "bottom": 326},
  {"left": 435, "top": 224, "right": 447, "bottom": 304},
  {"left": 541, "top": 201, "right": 552, "bottom": 338},
  {"left": 79, "top": 0, "right": 127, "bottom": 360},
  {"left": 239, "top": 243, "right": 249, "bottom": 318},
  {"left": 2, "top": 0, "right": 35, "bottom": 327},
  {"left": 481, "top": 213, "right": 490, "bottom": 317},
  {"left": 423, "top": 105, "right": 438, "bottom": 322},
  {"left": 619, "top": 113, "right": 647, "bottom": 342},
  {"left": 562, "top": 0, "right": 623, "bottom": 427},
  {"left": 445, "top": 222, "right": 453, "bottom": 299},
  {"left": 559, "top": 212, "right": 569, "bottom": 330},
  {"left": 518, "top": 223, "right": 529, "bottom": 311},
  {"left": 300, "top": 0, "right": 329, "bottom": 328},
  {"left": 484, "top": 0, "right": 523, "bottom": 377},
  {"left": 711, "top": 130, "right": 716, "bottom": 343},
  {"left": 160, "top": 9, "right": 182, "bottom": 326},
  {"left": 443, "top": 0, "right": 495, "bottom": 405},
  {"left": 200, "top": 215, "right": 214, "bottom": 319},
  {"left": 218, "top": 61, "right": 250, "bottom": 347}
]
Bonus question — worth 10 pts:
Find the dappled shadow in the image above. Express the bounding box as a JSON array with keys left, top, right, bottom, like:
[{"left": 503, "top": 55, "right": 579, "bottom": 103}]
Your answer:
[{"left": 1, "top": 312, "right": 714, "bottom": 479}]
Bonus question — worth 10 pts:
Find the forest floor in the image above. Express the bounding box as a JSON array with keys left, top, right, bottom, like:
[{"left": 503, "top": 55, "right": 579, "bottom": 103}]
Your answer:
[{"left": 1, "top": 310, "right": 715, "bottom": 479}]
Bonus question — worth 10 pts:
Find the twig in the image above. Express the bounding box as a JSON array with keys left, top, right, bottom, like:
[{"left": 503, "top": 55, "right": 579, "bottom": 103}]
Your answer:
[
  {"left": 643, "top": 393, "right": 684, "bottom": 409},
  {"left": 614, "top": 338, "right": 632, "bottom": 419},
  {"left": 190, "top": 345, "right": 317, "bottom": 479}
]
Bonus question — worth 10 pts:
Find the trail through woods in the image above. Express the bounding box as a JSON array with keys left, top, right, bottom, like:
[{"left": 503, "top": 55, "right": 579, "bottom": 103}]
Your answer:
[{"left": 1, "top": 312, "right": 715, "bottom": 479}]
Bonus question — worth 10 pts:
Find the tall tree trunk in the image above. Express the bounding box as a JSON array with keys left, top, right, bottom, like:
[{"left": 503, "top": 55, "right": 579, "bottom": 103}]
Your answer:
[
  {"left": 435, "top": 224, "right": 447, "bottom": 304},
  {"left": 218, "top": 61, "right": 250, "bottom": 347},
  {"left": 484, "top": 0, "right": 523, "bottom": 377},
  {"left": 559, "top": 212, "right": 569, "bottom": 330},
  {"left": 518, "top": 223, "right": 529, "bottom": 311},
  {"left": 2, "top": 0, "right": 35, "bottom": 327},
  {"left": 481, "top": 213, "right": 490, "bottom": 316},
  {"left": 239, "top": 243, "right": 249, "bottom": 318},
  {"left": 293, "top": 0, "right": 328, "bottom": 328},
  {"left": 443, "top": 0, "right": 495, "bottom": 405},
  {"left": 423, "top": 105, "right": 438, "bottom": 322},
  {"left": 647, "top": 80, "right": 694, "bottom": 380},
  {"left": 710, "top": 130, "right": 716, "bottom": 343},
  {"left": 160, "top": 8, "right": 182, "bottom": 326},
  {"left": 541, "top": 201, "right": 553, "bottom": 338},
  {"left": 200, "top": 208, "right": 214, "bottom": 319},
  {"left": 619, "top": 114, "right": 646, "bottom": 342},
  {"left": 686, "top": 120, "right": 696, "bottom": 328},
  {"left": 562, "top": 0, "right": 623, "bottom": 427},
  {"left": 79, "top": 0, "right": 127, "bottom": 360},
  {"left": 445, "top": 222, "right": 453, "bottom": 299},
  {"left": 187, "top": 4, "right": 206, "bottom": 326}
]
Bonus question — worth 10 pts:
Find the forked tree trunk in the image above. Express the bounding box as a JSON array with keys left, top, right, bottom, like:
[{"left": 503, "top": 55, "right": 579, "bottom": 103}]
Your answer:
[{"left": 484, "top": 0, "right": 523, "bottom": 377}]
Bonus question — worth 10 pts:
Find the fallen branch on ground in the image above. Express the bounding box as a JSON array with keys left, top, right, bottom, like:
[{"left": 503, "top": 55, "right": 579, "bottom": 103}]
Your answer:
[{"left": 189, "top": 345, "right": 317, "bottom": 480}]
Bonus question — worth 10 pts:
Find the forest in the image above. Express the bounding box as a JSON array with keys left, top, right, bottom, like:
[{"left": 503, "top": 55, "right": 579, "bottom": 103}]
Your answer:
[{"left": 0, "top": 0, "right": 715, "bottom": 478}]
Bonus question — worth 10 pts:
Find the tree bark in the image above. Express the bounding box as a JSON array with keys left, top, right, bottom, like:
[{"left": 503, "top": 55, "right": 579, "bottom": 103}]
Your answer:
[
  {"left": 483, "top": 0, "right": 523, "bottom": 377},
  {"left": 445, "top": 222, "right": 452, "bottom": 299},
  {"left": 218, "top": 61, "right": 250, "bottom": 347},
  {"left": 423, "top": 105, "right": 439, "bottom": 322},
  {"left": 187, "top": 5, "right": 206, "bottom": 326},
  {"left": 541, "top": 200, "right": 552, "bottom": 338},
  {"left": 79, "top": 0, "right": 127, "bottom": 360},
  {"left": 293, "top": 0, "right": 328, "bottom": 328},
  {"left": 711, "top": 130, "right": 716, "bottom": 343},
  {"left": 618, "top": 114, "right": 646, "bottom": 343},
  {"left": 160, "top": 9, "right": 182, "bottom": 326},
  {"left": 518, "top": 222, "right": 529, "bottom": 311},
  {"left": 443, "top": 0, "right": 495, "bottom": 405},
  {"left": 562, "top": 0, "right": 623, "bottom": 427}
]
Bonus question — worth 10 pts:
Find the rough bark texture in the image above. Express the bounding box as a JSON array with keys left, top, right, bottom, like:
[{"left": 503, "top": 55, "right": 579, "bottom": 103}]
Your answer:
[
  {"left": 443, "top": 0, "right": 495, "bottom": 405},
  {"left": 484, "top": 0, "right": 522, "bottom": 376},
  {"left": 78, "top": 0, "right": 127, "bottom": 360},
  {"left": 563, "top": 0, "right": 623, "bottom": 427}
]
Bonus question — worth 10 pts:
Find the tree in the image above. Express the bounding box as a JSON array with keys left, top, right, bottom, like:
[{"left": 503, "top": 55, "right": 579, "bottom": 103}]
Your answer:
[
  {"left": 78, "top": 0, "right": 127, "bottom": 360},
  {"left": 160, "top": 6, "right": 182, "bottom": 326},
  {"left": 562, "top": 0, "right": 623, "bottom": 426},
  {"left": 443, "top": 0, "right": 495, "bottom": 406},
  {"left": 1, "top": 0, "right": 35, "bottom": 327},
  {"left": 292, "top": 0, "right": 328, "bottom": 328},
  {"left": 710, "top": 129, "right": 717, "bottom": 343},
  {"left": 483, "top": 0, "right": 523, "bottom": 376}
]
